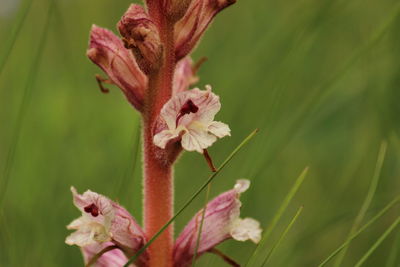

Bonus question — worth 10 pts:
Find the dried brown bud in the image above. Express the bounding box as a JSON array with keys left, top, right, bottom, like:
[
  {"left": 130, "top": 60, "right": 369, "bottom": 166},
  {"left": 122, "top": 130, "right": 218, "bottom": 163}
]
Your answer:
[{"left": 118, "top": 4, "right": 163, "bottom": 74}]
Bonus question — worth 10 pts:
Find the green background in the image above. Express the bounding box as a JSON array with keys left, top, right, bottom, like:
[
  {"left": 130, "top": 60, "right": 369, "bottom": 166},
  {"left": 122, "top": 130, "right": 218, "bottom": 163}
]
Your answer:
[{"left": 1, "top": 0, "right": 400, "bottom": 266}]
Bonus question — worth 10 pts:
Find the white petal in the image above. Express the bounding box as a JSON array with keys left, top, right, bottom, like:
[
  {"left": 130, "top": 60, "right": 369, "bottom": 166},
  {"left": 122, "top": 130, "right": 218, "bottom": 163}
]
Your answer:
[
  {"left": 181, "top": 129, "right": 217, "bottom": 153},
  {"left": 208, "top": 121, "right": 231, "bottom": 138},
  {"left": 71, "top": 187, "right": 115, "bottom": 230},
  {"left": 66, "top": 221, "right": 111, "bottom": 247},
  {"left": 230, "top": 218, "right": 262, "bottom": 243},
  {"left": 190, "top": 86, "right": 221, "bottom": 124},
  {"left": 65, "top": 229, "right": 94, "bottom": 247},
  {"left": 153, "top": 129, "right": 180, "bottom": 149},
  {"left": 67, "top": 216, "right": 88, "bottom": 230},
  {"left": 234, "top": 179, "right": 250, "bottom": 194}
]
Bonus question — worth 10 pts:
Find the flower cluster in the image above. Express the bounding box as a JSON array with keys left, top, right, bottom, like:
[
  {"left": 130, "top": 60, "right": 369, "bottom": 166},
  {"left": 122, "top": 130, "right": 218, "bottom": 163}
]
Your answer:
[
  {"left": 66, "top": 180, "right": 261, "bottom": 266},
  {"left": 67, "top": 0, "right": 262, "bottom": 265}
]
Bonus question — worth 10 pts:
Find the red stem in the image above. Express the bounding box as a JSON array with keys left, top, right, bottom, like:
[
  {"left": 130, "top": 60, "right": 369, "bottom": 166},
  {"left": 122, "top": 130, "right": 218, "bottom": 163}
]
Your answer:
[{"left": 142, "top": 15, "right": 176, "bottom": 267}]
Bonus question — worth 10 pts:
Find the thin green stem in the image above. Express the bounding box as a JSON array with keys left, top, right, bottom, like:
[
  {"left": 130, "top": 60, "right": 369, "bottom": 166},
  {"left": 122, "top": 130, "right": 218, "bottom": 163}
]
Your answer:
[
  {"left": 0, "top": 0, "right": 33, "bottom": 78},
  {"left": 246, "top": 167, "right": 308, "bottom": 267},
  {"left": 318, "top": 196, "right": 400, "bottom": 267},
  {"left": 385, "top": 230, "right": 400, "bottom": 267},
  {"left": 191, "top": 183, "right": 211, "bottom": 266},
  {"left": 354, "top": 216, "right": 400, "bottom": 267},
  {"left": 0, "top": 0, "right": 55, "bottom": 212},
  {"left": 334, "top": 141, "right": 387, "bottom": 267},
  {"left": 262, "top": 206, "right": 304, "bottom": 266}
]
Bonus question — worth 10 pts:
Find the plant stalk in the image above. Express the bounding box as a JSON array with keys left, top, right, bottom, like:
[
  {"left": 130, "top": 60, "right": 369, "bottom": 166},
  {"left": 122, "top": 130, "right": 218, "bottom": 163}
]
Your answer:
[{"left": 142, "top": 13, "right": 176, "bottom": 267}]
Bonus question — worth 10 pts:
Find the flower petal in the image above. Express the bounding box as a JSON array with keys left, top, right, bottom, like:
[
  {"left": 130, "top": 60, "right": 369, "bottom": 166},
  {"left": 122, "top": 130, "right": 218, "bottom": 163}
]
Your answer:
[
  {"left": 230, "top": 218, "right": 262, "bottom": 243},
  {"left": 153, "top": 129, "right": 181, "bottom": 149},
  {"left": 174, "top": 0, "right": 236, "bottom": 60},
  {"left": 87, "top": 25, "right": 147, "bottom": 110},
  {"left": 82, "top": 242, "right": 133, "bottom": 267},
  {"left": 173, "top": 57, "right": 198, "bottom": 94},
  {"left": 208, "top": 121, "right": 230, "bottom": 138},
  {"left": 174, "top": 179, "right": 260, "bottom": 267},
  {"left": 181, "top": 128, "right": 217, "bottom": 153}
]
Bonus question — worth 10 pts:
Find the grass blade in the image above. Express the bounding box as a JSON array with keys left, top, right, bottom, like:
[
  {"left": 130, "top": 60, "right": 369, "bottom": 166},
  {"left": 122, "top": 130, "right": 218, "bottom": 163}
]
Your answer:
[
  {"left": 318, "top": 196, "right": 400, "bottom": 267},
  {"left": 0, "top": 0, "right": 55, "bottom": 212},
  {"left": 0, "top": 0, "right": 33, "bottom": 77},
  {"left": 262, "top": 205, "right": 304, "bottom": 266},
  {"left": 191, "top": 183, "right": 212, "bottom": 267},
  {"left": 385, "top": 230, "right": 400, "bottom": 267},
  {"left": 246, "top": 167, "right": 308, "bottom": 267},
  {"left": 333, "top": 141, "right": 387, "bottom": 266},
  {"left": 123, "top": 129, "right": 259, "bottom": 266},
  {"left": 354, "top": 216, "right": 400, "bottom": 267}
]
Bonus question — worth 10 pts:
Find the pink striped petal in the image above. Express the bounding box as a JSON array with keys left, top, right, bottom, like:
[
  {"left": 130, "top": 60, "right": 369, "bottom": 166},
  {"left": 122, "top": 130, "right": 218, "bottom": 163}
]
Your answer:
[
  {"left": 173, "top": 180, "right": 261, "bottom": 266},
  {"left": 87, "top": 25, "right": 147, "bottom": 110}
]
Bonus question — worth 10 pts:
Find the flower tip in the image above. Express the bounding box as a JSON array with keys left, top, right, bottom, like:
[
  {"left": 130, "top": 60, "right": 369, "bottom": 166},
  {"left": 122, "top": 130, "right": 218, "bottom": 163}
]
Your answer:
[
  {"left": 234, "top": 179, "right": 250, "bottom": 193},
  {"left": 230, "top": 218, "right": 262, "bottom": 244},
  {"left": 70, "top": 186, "right": 78, "bottom": 195}
]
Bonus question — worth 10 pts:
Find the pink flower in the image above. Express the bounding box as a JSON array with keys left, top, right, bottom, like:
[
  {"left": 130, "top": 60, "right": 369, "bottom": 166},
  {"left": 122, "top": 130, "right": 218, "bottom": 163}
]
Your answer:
[
  {"left": 173, "top": 180, "right": 262, "bottom": 266},
  {"left": 118, "top": 4, "right": 162, "bottom": 74},
  {"left": 65, "top": 187, "right": 148, "bottom": 262},
  {"left": 153, "top": 85, "right": 230, "bottom": 153},
  {"left": 87, "top": 25, "right": 147, "bottom": 111},
  {"left": 174, "top": 0, "right": 236, "bottom": 60}
]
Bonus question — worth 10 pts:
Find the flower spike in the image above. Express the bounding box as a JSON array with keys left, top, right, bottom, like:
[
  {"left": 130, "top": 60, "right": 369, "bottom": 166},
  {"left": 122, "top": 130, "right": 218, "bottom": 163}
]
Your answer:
[
  {"left": 173, "top": 179, "right": 262, "bottom": 266},
  {"left": 65, "top": 187, "right": 148, "bottom": 265},
  {"left": 174, "top": 0, "right": 236, "bottom": 60},
  {"left": 153, "top": 85, "right": 231, "bottom": 153},
  {"left": 87, "top": 25, "right": 147, "bottom": 111}
]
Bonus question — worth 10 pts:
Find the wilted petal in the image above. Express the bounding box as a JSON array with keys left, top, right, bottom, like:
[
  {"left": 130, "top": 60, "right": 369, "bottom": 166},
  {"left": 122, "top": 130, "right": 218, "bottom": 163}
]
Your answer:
[
  {"left": 87, "top": 25, "right": 147, "bottom": 110},
  {"left": 174, "top": 0, "right": 236, "bottom": 60},
  {"left": 66, "top": 187, "right": 148, "bottom": 262},
  {"left": 118, "top": 4, "right": 162, "bottom": 74},
  {"left": 173, "top": 57, "right": 198, "bottom": 94},
  {"left": 81, "top": 242, "right": 133, "bottom": 267},
  {"left": 173, "top": 179, "right": 261, "bottom": 266},
  {"left": 153, "top": 85, "right": 230, "bottom": 153}
]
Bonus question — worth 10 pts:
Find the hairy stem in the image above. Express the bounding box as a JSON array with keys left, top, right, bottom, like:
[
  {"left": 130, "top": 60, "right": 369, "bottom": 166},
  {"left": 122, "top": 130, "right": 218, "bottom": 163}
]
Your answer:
[{"left": 143, "top": 15, "right": 176, "bottom": 267}]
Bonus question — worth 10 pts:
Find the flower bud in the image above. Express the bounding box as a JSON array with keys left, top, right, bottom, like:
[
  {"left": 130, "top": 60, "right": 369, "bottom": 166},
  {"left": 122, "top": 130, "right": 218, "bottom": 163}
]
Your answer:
[
  {"left": 87, "top": 25, "right": 147, "bottom": 111},
  {"left": 118, "top": 4, "right": 163, "bottom": 74}
]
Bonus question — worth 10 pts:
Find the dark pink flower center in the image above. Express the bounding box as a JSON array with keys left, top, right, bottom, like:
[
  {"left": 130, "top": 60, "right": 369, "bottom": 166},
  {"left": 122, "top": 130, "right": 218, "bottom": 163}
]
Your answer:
[
  {"left": 176, "top": 99, "right": 198, "bottom": 127},
  {"left": 84, "top": 203, "right": 100, "bottom": 217}
]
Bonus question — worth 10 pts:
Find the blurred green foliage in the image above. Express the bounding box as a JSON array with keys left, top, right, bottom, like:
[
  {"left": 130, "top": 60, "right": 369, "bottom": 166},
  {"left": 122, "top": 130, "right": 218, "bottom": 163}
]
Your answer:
[{"left": 0, "top": 0, "right": 399, "bottom": 266}]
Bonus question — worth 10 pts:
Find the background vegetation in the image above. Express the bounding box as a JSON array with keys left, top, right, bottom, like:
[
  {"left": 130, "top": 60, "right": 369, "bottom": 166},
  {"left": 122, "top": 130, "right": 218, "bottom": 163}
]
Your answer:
[{"left": 0, "top": 0, "right": 399, "bottom": 266}]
